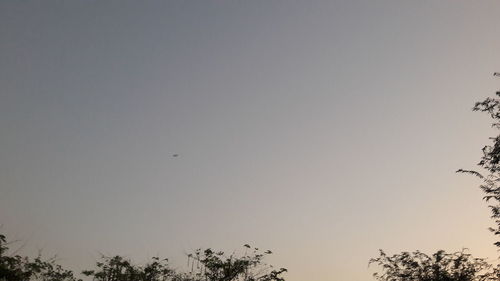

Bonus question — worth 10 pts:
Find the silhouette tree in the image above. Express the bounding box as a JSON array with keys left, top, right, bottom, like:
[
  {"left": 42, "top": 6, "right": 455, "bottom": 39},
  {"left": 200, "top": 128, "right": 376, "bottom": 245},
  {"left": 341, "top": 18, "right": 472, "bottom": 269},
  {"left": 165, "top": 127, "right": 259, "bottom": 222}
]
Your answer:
[
  {"left": 82, "top": 255, "right": 177, "bottom": 281},
  {"left": 185, "top": 245, "right": 287, "bottom": 281},
  {"left": 370, "top": 74, "right": 500, "bottom": 281},
  {"left": 82, "top": 245, "right": 287, "bottom": 281},
  {"left": 1, "top": 231, "right": 287, "bottom": 281},
  {"left": 369, "top": 249, "right": 497, "bottom": 281},
  {"left": 458, "top": 79, "right": 500, "bottom": 248},
  {"left": 0, "top": 233, "right": 79, "bottom": 281}
]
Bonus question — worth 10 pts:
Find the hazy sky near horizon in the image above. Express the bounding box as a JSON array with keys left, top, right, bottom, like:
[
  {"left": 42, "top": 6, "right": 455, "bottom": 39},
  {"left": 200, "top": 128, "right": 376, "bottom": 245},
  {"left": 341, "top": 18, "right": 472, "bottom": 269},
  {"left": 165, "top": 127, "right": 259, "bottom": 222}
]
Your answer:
[{"left": 1, "top": 1, "right": 500, "bottom": 280}]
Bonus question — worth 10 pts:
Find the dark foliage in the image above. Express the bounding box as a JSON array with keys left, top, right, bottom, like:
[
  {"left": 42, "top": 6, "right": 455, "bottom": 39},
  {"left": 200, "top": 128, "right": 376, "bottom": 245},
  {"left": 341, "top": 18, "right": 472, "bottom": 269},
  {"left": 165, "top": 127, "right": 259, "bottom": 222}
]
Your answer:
[
  {"left": 83, "top": 245, "right": 287, "bottom": 281},
  {"left": 370, "top": 75, "right": 500, "bottom": 281},
  {"left": 1, "top": 232, "right": 287, "bottom": 281},
  {"left": 82, "top": 255, "right": 177, "bottom": 281},
  {"left": 185, "top": 245, "right": 287, "bottom": 281},
  {"left": 457, "top": 89, "right": 500, "bottom": 248},
  {"left": 0, "top": 234, "right": 79, "bottom": 281},
  {"left": 369, "top": 249, "right": 498, "bottom": 281}
]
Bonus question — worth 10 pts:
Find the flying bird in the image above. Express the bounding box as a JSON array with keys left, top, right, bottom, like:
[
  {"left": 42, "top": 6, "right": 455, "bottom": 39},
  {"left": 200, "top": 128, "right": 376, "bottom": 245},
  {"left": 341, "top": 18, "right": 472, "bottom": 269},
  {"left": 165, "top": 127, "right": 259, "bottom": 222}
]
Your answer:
[
  {"left": 494, "top": 72, "right": 500, "bottom": 77},
  {"left": 172, "top": 154, "right": 179, "bottom": 157}
]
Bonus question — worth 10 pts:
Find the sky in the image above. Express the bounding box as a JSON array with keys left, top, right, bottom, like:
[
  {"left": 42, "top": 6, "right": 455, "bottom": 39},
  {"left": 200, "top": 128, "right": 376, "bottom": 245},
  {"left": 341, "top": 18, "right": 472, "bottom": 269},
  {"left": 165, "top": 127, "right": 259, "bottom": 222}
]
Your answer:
[{"left": 1, "top": 1, "right": 500, "bottom": 280}]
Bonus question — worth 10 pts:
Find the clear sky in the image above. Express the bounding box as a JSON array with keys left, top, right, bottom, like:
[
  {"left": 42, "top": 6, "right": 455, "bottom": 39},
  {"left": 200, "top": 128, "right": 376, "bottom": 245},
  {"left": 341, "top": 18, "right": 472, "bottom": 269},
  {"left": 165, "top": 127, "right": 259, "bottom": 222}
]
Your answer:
[{"left": 1, "top": 1, "right": 500, "bottom": 280}]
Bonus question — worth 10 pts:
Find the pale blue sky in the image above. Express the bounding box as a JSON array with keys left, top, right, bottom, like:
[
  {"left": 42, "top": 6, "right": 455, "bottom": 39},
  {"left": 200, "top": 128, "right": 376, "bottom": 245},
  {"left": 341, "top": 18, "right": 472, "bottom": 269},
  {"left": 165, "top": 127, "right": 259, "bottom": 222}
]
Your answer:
[{"left": 1, "top": 1, "right": 500, "bottom": 280}]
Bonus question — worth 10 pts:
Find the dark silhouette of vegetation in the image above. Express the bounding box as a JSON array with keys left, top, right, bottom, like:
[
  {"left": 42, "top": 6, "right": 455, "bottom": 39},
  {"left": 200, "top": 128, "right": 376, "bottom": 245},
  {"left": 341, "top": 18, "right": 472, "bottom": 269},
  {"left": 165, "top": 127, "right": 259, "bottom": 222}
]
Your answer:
[
  {"left": 81, "top": 255, "right": 178, "bottom": 281},
  {"left": 0, "top": 232, "right": 286, "bottom": 281},
  {"left": 458, "top": 87, "right": 500, "bottom": 249},
  {"left": 370, "top": 250, "right": 497, "bottom": 281},
  {"left": 184, "top": 246, "right": 287, "bottom": 281},
  {"left": 370, "top": 74, "right": 500, "bottom": 281},
  {"left": 0, "top": 233, "right": 79, "bottom": 281},
  {"left": 82, "top": 245, "right": 286, "bottom": 281}
]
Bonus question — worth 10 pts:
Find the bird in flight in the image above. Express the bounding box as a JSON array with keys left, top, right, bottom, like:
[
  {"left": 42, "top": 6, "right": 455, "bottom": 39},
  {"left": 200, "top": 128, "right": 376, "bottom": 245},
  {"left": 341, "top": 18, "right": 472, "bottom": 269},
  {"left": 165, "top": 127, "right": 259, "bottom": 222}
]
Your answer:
[
  {"left": 172, "top": 154, "right": 179, "bottom": 157},
  {"left": 494, "top": 72, "right": 500, "bottom": 77}
]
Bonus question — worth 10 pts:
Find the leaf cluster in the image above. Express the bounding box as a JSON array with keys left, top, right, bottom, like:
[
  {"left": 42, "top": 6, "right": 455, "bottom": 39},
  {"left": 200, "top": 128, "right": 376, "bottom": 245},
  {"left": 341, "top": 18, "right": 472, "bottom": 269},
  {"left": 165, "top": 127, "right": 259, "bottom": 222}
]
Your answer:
[
  {"left": 458, "top": 91, "right": 500, "bottom": 247},
  {"left": 82, "top": 255, "right": 176, "bottom": 281},
  {"left": 1, "top": 233, "right": 287, "bottom": 281},
  {"left": 184, "top": 245, "right": 287, "bottom": 281},
  {"left": 369, "top": 249, "right": 499, "bottom": 281},
  {"left": 0, "top": 234, "right": 79, "bottom": 281}
]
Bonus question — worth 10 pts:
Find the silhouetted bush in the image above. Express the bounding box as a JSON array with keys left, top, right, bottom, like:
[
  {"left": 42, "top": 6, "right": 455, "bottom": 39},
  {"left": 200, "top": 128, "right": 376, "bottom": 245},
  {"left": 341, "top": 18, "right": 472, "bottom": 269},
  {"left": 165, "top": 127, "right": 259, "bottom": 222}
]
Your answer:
[
  {"left": 82, "top": 255, "right": 177, "bottom": 281},
  {"left": 82, "top": 245, "right": 287, "bottom": 281},
  {"left": 184, "top": 245, "right": 287, "bottom": 281},
  {"left": 371, "top": 76, "right": 500, "bottom": 281},
  {"left": 458, "top": 89, "right": 500, "bottom": 249},
  {"left": 0, "top": 232, "right": 286, "bottom": 281},
  {"left": 370, "top": 249, "right": 498, "bottom": 281},
  {"left": 0, "top": 234, "right": 79, "bottom": 281}
]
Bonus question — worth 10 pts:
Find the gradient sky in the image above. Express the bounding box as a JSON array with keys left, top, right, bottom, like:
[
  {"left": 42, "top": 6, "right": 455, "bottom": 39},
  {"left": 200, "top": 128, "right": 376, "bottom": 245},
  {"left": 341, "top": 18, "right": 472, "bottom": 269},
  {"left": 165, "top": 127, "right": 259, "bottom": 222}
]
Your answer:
[{"left": 1, "top": 1, "right": 500, "bottom": 281}]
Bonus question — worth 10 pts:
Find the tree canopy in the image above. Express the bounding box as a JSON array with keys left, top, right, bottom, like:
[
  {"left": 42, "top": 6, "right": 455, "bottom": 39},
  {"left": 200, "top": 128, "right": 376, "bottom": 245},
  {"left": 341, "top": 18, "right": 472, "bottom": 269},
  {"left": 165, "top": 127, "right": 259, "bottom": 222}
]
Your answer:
[
  {"left": 369, "top": 249, "right": 497, "bottom": 281},
  {"left": 458, "top": 90, "right": 500, "bottom": 248},
  {"left": 1, "top": 232, "right": 286, "bottom": 281},
  {"left": 82, "top": 246, "right": 287, "bottom": 281},
  {"left": 0, "top": 233, "right": 79, "bottom": 281},
  {"left": 370, "top": 76, "right": 500, "bottom": 281}
]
